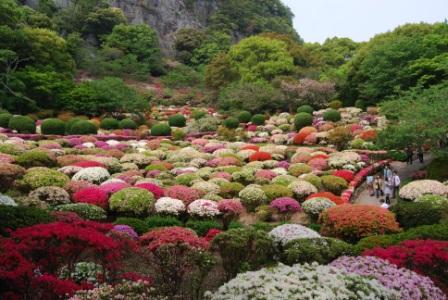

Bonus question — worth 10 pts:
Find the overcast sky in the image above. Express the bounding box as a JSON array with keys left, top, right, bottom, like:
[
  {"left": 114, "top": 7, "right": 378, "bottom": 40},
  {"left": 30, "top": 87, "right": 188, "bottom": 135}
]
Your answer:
[{"left": 281, "top": 0, "right": 448, "bottom": 43}]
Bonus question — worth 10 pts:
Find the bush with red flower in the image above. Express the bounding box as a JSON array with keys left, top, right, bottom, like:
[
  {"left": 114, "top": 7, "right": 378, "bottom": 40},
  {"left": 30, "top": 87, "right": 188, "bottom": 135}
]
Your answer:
[
  {"left": 306, "top": 192, "right": 346, "bottom": 205},
  {"left": 164, "top": 185, "right": 201, "bottom": 205},
  {"left": 71, "top": 161, "right": 106, "bottom": 169},
  {"left": 248, "top": 152, "right": 272, "bottom": 162},
  {"left": 320, "top": 204, "right": 401, "bottom": 243},
  {"left": 134, "top": 183, "right": 164, "bottom": 199},
  {"left": 363, "top": 240, "right": 448, "bottom": 293},
  {"left": 358, "top": 130, "right": 377, "bottom": 141},
  {"left": 73, "top": 187, "right": 109, "bottom": 209},
  {"left": 217, "top": 199, "right": 244, "bottom": 229},
  {"left": 140, "top": 227, "right": 209, "bottom": 296},
  {"left": 332, "top": 170, "right": 355, "bottom": 182},
  {"left": 270, "top": 197, "right": 301, "bottom": 221},
  {"left": 99, "top": 182, "right": 130, "bottom": 195}
]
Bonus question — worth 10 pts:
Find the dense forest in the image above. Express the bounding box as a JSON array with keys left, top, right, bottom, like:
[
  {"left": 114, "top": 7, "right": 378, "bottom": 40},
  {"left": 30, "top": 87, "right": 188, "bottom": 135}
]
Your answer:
[{"left": 0, "top": 0, "right": 447, "bottom": 122}]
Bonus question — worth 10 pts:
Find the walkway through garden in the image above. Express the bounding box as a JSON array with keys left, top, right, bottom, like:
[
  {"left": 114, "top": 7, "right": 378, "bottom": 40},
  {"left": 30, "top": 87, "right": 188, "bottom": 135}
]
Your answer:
[{"left": 354, "top": 154, "right": 432, "bottom": 205}]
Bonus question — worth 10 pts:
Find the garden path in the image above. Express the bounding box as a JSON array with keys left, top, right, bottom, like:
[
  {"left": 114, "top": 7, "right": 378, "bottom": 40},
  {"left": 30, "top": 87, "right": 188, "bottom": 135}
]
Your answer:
[{"left": 354, "top": 154, "right": 432, "bottom": 205}]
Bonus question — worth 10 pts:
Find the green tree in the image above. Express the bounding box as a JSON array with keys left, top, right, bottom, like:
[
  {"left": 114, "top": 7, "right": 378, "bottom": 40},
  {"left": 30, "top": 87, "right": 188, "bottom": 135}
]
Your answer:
[
  {"left": 105, "top": 24, "right": 164, "bottom": 75},
  {"left": 190, "top": 31, "right": 232, "bottom": 66},
  {"left": 64, "top": 77, "right": 149, "bottom": 115},
  {"left": 205, "top": 53, "right": 240, "bottom": 90},
  {"left": 83, "top": 7, "right": 127, "bottom": 39},
  {"left": 228, "top": 36, "right": 294, "bottom": 82},
  {"left": 174, "top": 28, "right": 206, "bottom": 64},
  {"left": 0, "top": 0, "right": 22, "bottom": 28},
  {"left": 342, "top": 22, "right": 448, "bottom": 105}
]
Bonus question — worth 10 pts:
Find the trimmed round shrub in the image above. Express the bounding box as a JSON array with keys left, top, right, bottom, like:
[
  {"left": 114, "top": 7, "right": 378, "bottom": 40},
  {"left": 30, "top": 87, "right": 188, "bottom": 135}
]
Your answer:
[
  {"left": 237, "top": 111, "right": 252, "bottom": 123},
  {"left": 0, "top": 113, "right": 12, "bottom": 128},
  {"left": 261, "top": 184, "right": 293, "bottom": 202},
  {"left": 282, "top": 237, "right": 353, "bottom": 265},
  {"left": 0, "top": 205, "right": 54, "bottom": 236},
  {"left": 294, "top": 112, "right": 313, "bottom": 130},
  {"left": 296, "top": 105, "right": 314, "bottom": 114},
  {"left": 251, "top": 114, "right": 265, "bottom": 125},
  {"left": 323, "top": 109, "right": 341, "bottom": 122},
  {"left": 321, "top": 175, "right": 348, "bottom": 195},
  {"left": 22, "top": 167, "right": 70, "bottom": 190},
  {"left": 390, "top": 200, "right": 443, "bottom": 229},
  {"left": 355, "top": 100, "right": 365, "bottom": 110},
  {"left": 168, "top": 114, "right": 186, "bottom": 127},
  {"left": 288, "top": 163, "right": 312, "bottom": 176},
  {"left": 70, "top": 120, "right": 98, "bottom": 134},
  {"left": 185, "top": 219, "right": 223, "bottom": 236},
  {"left": 54, "top": 203, "right": 106, "bottom": 220},
  {"left": 212, "top": 228, "right": 275, "bottom": 279},
  {"left": 320, "top": 204, "right": 401, "bottom": 243},
  {"left": 118, "top": 118, "right": 137, "bottom": 129},
  {"left": 114, "top": 217, "right": 149, "bottom": 235},
  {"left": 8, "top": 115, "right": 36, "bottom": 133},
  {"left": 145, "top": 215, "right": 182, "bottom": 229},
  {"left": 65, "top": 117, "right": 85, "bottom": 134},
  {"left": 41, "top": 118, "right": 65, "bottom": 135},
  {"left": 16, "top": 150, "right": 55, "bottom": 168},
  {"left": 191, "top": 110, "right": 206, "bottom": 120},
  {"left": 239, "top": 186, "right": 266, "bottom": 212},
  {"left": 100, "top": 117, "right": 119, "bottom": 130},
  {"left": 109, "top": 187, "right": 155, "bottom": 216},
  {"left": 223, "top": 117, "right": 239, "bottom": 129},
  {"left": 29, "top": 186, "right": 70, "bottom": 206},
  {"left": 329, "top": 100, "right": 342, "bottom": 109},
  {"left": 219, "top": 182, "right": 244, "bottom": 198},
  {"left": 151, "top": 123, "right": 172, "bottom": 136},
  {"left": 0, "top": 163, "right": 25, "bottom": 192},
  {"left": 73, "top": 186, "right": 109, "bottom": 209}
]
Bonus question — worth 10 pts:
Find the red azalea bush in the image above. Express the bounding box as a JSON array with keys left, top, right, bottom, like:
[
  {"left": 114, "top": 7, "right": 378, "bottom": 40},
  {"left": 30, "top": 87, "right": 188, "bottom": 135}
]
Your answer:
[
  {"left": 73, "top": 186, "right": 109, "bottom": 209},
  {"left": 307, "top": 191, "right": 345, "bottom": 205},
  {"left": 71, "top": 160, "right": 106, "bottom": 169},
  {"left": 99, "top": 182, "right": 130, "bottom": 195},
  {"left": 241, "top": 145, "right": 259, "bottom": 151},
  {"left": 64, "top": 180, "right": 95, "bottom": 195},
  {"left": 332, "top": 170, "right": 355, "bottom": 182},
  {"left": 363, "top": 240, "right": 448, "bottom": 292},
  {"left": 358, "top": 130, "right": 377, "bottom": 141},
  {"left": 249, "top": 151, "right": 272, "bottom": 162},
  {"left": 140, "top": 227, "right": 208, "bottom": 296},
  {"left": 293, "top": 132, "right": 308, "bottom": 145},
  {"left": 0, "top": 220, "right": 136, "bottom": 299},
  {"left": 320, "top": 204, "right": 401, "bottom": 243},
  {"left": 164, "top": 185, "right": 201, "bottom": 205},
  {"left": 135, "top": 183, "right": 164, "bottom": 199}
]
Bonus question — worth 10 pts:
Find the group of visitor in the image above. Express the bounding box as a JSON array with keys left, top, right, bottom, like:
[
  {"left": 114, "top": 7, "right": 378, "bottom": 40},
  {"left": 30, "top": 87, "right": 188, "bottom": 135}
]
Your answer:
[
  {"left": 366, "top": 164, "right": 401, "bottom": 208},
  {"left": 405, "top": 146, "right": 425, "bottom": 165}
]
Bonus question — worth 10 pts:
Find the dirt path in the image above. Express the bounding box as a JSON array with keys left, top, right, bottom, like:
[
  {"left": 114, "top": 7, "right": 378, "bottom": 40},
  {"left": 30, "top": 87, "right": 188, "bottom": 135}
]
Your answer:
[{"left": 354, "top": 154, "right": 432, "bottom": 205}]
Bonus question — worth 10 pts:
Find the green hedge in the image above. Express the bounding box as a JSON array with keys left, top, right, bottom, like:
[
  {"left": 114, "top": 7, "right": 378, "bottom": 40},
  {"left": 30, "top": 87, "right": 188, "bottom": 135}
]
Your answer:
[
  {"left": 0, "top": 206, "right": 54, "bottom": 236},
  {"left": 8, "top": 116, "right": 36, "bottom": 133},
  {"left": 100, "top": 118, "right": 119, "bottom": 130},
  {"left": 119, "top": 118, "right": 137, "bottom": 129},
  {"left": 251, "top": 114, "right": 265, "bottom": 125},
  {"left": 168, "top": 114, "right": 187, "bottom": 127},
  {"left": 296, "top": 105, "right": 314, "bottom": 114},
  {"left": 294, "top": 112, "right": 313, "bottom": 130},
  {"left": 151, "top": 123, "right": 172, "bottom": 136},
  {"left": 41, "top": 118, "right": 65, "bottom": 135},
  {"left": 323, "top": 109, "right": 341, "bottom": 122}
]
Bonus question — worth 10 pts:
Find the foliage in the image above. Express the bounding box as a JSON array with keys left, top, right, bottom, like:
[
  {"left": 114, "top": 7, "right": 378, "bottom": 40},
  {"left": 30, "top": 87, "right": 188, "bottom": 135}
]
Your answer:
[
  {"left": 212, "top": 228, "right": 275, "bottom": 280},
  {"left": 0, "top": 163, "right": 25, "bottom": 192},
  {"left": 296, "top": 105, "right": 314, "bottom": 114},
  {"left": 118, "top": 118, "right": 137, "bottom": 129},
  {"left": 0, "top": 205, "right": 53, "bottom": 236},
  {"left": 8, "top": 115, "right": 35, "bottom": 133},
  {"left": 323, "top": 109, "right": 341, "bottom": 122},
  {"left": 329, "top": 100, "right": 342, "bottom": 109},
  {"left": 205, "top": 53, "right": 240, "bottom": 90},
  {"left": 228, "top": 36, "right": 294, "bottom": 83},
  {"left": 320, "top": 204, "right": 401, "bottom": 243},
  {"left": 151, "top": 123, "right": 172, "bottom": 136},
  {"left": 427, "top": 156, "right": 448, "bottom": 181},
  {"left": 294, "top": 112, "right": 313, "bottom": 130},
  {"left": 145, "top": 215, "right": 183, "bottom": 229},
  {"left": 83, "top": 7, "right": 127, "bottom": 40},
  {"left": 114, "top": 217, "right": 149, "bottom": 235},
  {"left": 168, "top": 114, "right": 187, "bottom": 127},
  {"left": 174, "top": 28, "right": 206, "bottom": 64},
  {"left": 251, "top": 114, "right": 265, "bottom": 125},
  {"left": 282, "top": 237, "right": 353, "bottom": 265},
  {"left": 321, "top": 175, "right": 348, "bottom": 195},
  {"left": 390, "top": 200, "right": 444, "bottom": 229},
  {"left": 237, "top": 111, "right": 252, "bottom": 123},
  {"left": 65, "top": 77, "right": 148, "bottom": 116},
  {"left": 70, "top": 280, "right": 156, "bottom": 300},
  {"left": 261, "top": 184, "right": 293, "bottom": 201},
  {"left": 222, "top": 117, "right": 239, "bottom": 129},
  {"left": 16, "top": 150, "right": 55, "bottom": 168},
  {"left": 54, "top": 203, "right": 107, "bottom": 220},
  {"left": 280, "top": 78, "right": 335, "bottom": 111},
  {"left": 0, "top": 112, "right": 12, "bottom": 127},
  {"left": 100, "top": 117, "right": 119, "bottom": 130},
  {"left": 105, "top": 24, "right": 164, "bottom": 75},
  {"left": 161, "top": 64, "right": 202, "bottom": 88},
  {"left": 22, "top": 167, "right": 69, "bottom": 190},
  {"left": 41, "top": 118, "right": 65, "bottom": 135},
  {"left": 69, "top": 120, "right": 97, "bottom": 135},
  {"left": 109, "top": 187, "right": 155, "bottom": 216},
  {"left": 186, "top": 219, "right": 223, "bottom": 236}
]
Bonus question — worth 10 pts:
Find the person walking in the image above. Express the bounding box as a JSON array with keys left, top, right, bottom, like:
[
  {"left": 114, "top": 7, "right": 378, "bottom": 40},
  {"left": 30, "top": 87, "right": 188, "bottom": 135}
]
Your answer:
[
  {"left": 392, "top": 171, "right": 401, "bottom": 198},
  {"left": 366, "top": 175, "right": 374, "bottom": 196},
  {"left": 384, "top": 175, "right": 394, "bottom": 204},
  {"left": 373, "top": 175, "right": 383, "bottom": 199},
  {"left": 417, "top": 147, "right": 424, "bottom": 163},
  {"left": 383, "top": 164, "right": 392, "bottom": 181},
  {"left": 406, "top": 146, "right": 414, "bottom": 165}
]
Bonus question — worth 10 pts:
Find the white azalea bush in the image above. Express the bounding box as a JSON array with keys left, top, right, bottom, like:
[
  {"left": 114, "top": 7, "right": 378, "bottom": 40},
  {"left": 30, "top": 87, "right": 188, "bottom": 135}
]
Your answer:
[
  {"left": 328, "top": 151, "right": 361, "bottom": 168},
  {"left": 288, "top": 180, "right": 318, "bottom": 199},
  {"left": 238, "top": 185, "right": 267, "bottom": 212},
  {"left": 154, "top": 197, "right": 186, "bottom": 215},
  {"left": 205, "top": 262, "right": 399, "bottom": 300},
  {"left": 302, "top": 197, "right": 336, "bottom": 218},
  {"left": 269, "top": 224, "right": 321, "bottom": 246},
  {"left": 72, "top": 167, "right": 111, "bottom": 184},
  {"left": 399, "top": 180, "right": 448, "bottom": 200},
  {"left": 187, "top": 199, "right": 221, "bottom": 217}
]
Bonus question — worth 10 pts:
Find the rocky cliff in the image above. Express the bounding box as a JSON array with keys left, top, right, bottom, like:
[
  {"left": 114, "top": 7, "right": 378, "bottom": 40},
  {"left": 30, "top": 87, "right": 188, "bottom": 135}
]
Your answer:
[{"left": 25, "top": 0, "right": 219, "bottom": 55}]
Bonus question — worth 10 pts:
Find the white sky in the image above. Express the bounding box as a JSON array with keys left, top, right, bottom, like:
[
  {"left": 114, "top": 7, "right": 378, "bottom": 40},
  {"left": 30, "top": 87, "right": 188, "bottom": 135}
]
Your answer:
[{"left": 281, "top": 0, "right": 448, "bottom": 43}]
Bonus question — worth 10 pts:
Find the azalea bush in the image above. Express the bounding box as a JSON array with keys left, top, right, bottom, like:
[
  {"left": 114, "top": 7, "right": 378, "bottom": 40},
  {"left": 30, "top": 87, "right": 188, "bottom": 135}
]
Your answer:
[
  {"left": 320, "top": 204, "right": 401, "bottom": 243},
  {"left": 399, "top": 180, "right": 448, "bottom": 200},
  {"left": 269, "top": 224, "right": 321, "bottom": 246},
  {"left": 206, "top": 262, "right": 398, "bottom": 300},
  {"left": 302, "top": 197, "right": 336, "bottom": 221},
  {"left": 109, "top": 187, "right": 155, "bottom": 216},
  {"left": 363, "top": 240, "right": 448, "bottom": 292}
]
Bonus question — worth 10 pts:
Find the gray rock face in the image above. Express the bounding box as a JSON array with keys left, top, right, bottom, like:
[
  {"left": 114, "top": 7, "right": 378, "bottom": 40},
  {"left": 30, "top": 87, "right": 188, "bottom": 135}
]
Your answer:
[
  {"left": 25, "top": 0, "right": 219, "bottom": 55},
  {"left": 110, "top": 0, "right": 219, "bottom": 55}
]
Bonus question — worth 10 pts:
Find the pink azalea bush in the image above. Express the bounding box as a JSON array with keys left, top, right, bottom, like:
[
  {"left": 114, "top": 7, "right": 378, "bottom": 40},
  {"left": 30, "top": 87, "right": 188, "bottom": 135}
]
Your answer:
[
  {"left": 73, "top": 186, "right": 109, "bottom": 209},
  {"left": 165, "top": 185, "right": 201, "bottom": 205},
  {"left": 134, "top": 183, "right": 164, "bottom": 199}
]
